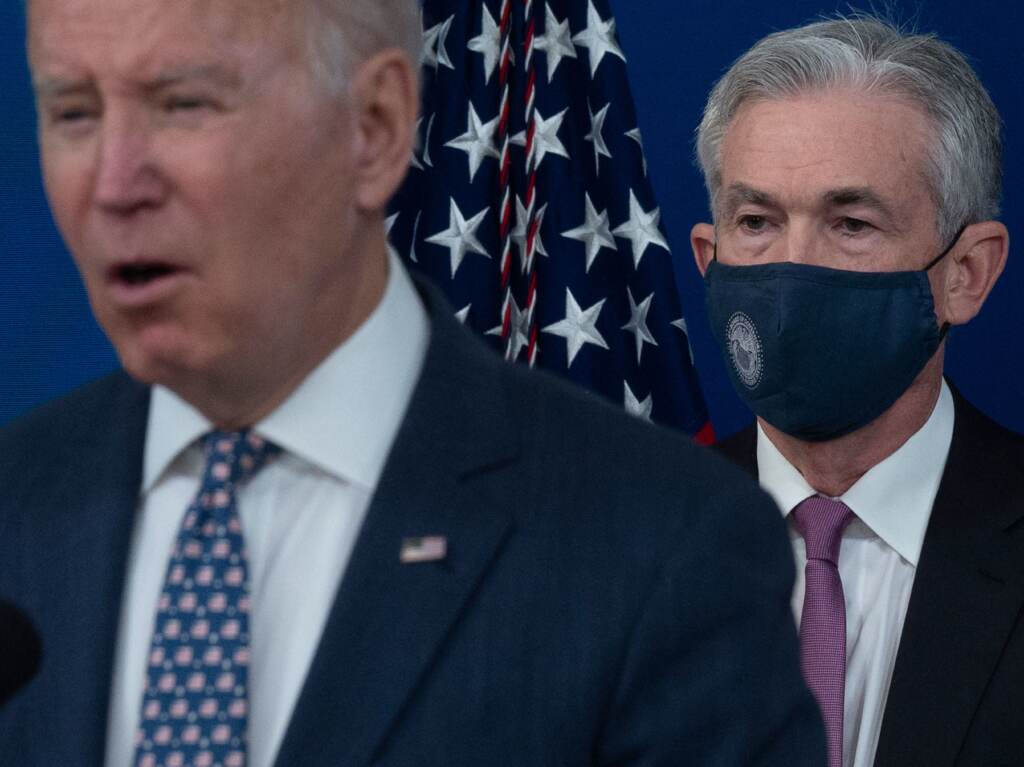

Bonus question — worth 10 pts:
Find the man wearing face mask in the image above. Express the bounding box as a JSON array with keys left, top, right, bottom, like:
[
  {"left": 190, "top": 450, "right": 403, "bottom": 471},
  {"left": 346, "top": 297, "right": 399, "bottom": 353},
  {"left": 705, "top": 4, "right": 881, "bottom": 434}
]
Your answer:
[{"left": 691, "top": 14, "right": 1024, "bottom": 767}]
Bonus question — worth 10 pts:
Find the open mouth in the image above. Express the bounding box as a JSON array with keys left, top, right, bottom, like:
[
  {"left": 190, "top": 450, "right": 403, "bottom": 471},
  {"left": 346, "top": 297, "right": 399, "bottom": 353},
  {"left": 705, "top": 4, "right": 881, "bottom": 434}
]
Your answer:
[
  {"left": 105, "top": 261, "right": 189, "bottom": 306},
  {"left": 111, "top": 262, "right": 180, "bottom": 287}
]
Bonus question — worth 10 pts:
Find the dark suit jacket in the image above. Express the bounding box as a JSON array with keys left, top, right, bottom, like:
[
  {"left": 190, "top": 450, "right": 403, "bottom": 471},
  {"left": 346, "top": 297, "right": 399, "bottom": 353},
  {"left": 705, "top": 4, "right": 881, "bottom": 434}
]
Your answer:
[
  {"left": 0, "top": 283, "right": 824, "bottom": 766},
  {"left": 716, "top": 389, "right": 1024, "bottom": 767}
]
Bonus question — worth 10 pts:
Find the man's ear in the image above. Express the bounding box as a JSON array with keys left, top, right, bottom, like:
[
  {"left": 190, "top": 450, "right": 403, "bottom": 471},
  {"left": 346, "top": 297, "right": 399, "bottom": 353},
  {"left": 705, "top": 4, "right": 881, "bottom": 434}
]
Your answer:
[
  {"left": 348, "top": 49, "right": 419, "bottom": 213},
  {"left": 940, "top": 220, "right": 1009, "bottom": 326},
  {"left": 691, "top": 222, "right": 716, "bottom": 276}
]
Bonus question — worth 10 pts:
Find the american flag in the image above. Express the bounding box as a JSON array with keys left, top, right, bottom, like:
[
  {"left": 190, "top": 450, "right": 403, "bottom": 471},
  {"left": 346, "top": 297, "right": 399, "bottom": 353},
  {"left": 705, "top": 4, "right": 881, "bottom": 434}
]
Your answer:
[
  {"left": 400, "top": 536, "right": 449, "bottom": 564},
  {"left": 388, "top": 0, "right": 713, "bottom": 442}
]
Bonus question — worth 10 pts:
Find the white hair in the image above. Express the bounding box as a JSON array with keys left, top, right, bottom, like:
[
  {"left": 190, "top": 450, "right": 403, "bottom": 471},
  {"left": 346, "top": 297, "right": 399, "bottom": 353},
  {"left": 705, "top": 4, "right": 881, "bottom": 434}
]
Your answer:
[
  {"left": 695, "top": 14, "right": 1003, "bottom": 242},
  {"left": 304, "top": 0, "right": 422, "bottom": 97}
]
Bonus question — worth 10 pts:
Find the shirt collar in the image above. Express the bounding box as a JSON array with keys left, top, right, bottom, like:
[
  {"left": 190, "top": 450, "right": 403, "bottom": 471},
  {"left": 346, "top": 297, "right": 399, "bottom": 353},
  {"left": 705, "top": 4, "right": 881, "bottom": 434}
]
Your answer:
[
  {"left": 756, "top": 379, "right": 955, "bottom": 566},
  {"left": 143, "top": 387, "right": 208, "bottom": 492},
  {"left": 143, "top": 252, "right": 429, "bottom": 492}
]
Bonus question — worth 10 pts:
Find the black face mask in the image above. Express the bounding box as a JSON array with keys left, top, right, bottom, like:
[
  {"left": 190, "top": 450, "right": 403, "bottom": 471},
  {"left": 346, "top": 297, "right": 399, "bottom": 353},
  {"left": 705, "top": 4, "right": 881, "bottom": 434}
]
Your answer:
[{"left": 704, "top": 228, "right": 964, "bottom": 442}]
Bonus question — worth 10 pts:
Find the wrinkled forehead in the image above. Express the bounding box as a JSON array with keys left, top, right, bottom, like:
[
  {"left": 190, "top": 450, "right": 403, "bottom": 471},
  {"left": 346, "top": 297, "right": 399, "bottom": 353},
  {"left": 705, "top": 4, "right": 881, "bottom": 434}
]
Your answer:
[
  {"left": 27, "top": 0, "right": 307, "bottom": 66},
  {"left": 26, "top": 0, "right": 296, "bottom": 27},
  {"left": 720, "top": 90, "right": 936, "bottom": 192}
]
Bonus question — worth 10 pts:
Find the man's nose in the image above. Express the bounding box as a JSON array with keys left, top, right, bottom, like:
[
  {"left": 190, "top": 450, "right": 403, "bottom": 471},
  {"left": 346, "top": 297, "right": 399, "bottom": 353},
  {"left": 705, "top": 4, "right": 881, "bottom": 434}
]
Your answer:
[
  {"left": 93, "top": 114, "right": 167, "bottom": 215},
  {"left": 780, "top": 223, "right": 822, "bottom": 265}
]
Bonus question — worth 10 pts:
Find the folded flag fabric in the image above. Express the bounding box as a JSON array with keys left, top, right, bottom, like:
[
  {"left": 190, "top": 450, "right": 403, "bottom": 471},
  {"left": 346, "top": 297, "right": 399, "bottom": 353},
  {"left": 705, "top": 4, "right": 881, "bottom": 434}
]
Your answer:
[{"left": 389, "top": 0, "right": 713, "bottom": 442}]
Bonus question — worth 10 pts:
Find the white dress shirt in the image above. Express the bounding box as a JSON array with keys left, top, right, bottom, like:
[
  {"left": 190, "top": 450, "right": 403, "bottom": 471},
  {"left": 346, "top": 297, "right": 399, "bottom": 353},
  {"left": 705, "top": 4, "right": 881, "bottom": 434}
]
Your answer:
[
  {"left": 756, "top": 380, "right": 955, "bottom": 767},
  {"left": 104, "top": 255, "right": 429, "bottom": 767}
]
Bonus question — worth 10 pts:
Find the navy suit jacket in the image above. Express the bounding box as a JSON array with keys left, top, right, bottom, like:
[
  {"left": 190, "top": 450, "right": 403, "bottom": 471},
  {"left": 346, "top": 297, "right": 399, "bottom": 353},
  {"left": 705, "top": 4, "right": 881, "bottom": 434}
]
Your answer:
[
  {"left": 716, "top": 389, "right": 1024, "bottom": 767},
  {"left": 0, "top": 282, "right": 824, "bottom": 766}
]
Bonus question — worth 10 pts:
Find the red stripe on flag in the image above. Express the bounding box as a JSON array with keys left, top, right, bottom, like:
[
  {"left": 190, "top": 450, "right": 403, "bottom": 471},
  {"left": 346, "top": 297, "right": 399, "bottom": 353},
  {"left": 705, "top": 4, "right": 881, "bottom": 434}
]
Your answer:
[{"left": 694, "top": 421, "right": 716, "bottom": 446}]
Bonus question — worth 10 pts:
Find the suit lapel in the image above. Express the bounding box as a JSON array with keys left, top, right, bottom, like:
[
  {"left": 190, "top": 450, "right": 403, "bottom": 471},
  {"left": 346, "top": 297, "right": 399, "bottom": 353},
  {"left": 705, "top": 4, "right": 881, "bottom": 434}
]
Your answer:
[
  {"left": 274, "top": 294, "right": 520, "bottom": 767},
  {"left": 874, "top": 392, "right": 1024, "bottom": 766},
  {"left": 18, "top": 374, "right": 149, "bottom": 766},
  {"left": 718, "top": 400, "right": 1024, "bottom": 764},
  {"left": 713, "top": 423, "right": 758, "bottom": 478}
]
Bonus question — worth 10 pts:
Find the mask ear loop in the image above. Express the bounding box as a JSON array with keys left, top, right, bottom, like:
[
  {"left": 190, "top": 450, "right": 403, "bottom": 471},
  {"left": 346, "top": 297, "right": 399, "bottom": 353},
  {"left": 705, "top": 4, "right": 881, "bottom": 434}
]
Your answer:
[
  {"left": 927, "top": 224, "right": 968, "bottom": 341},
  {"left": 924, "top": 224, "right": 968, "bottom": 271}
]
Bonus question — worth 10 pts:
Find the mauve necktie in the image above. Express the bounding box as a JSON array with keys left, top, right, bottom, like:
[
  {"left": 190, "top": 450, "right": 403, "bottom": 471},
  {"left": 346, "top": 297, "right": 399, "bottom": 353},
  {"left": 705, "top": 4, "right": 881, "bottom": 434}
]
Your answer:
[
  {"left": 134, "top": 430, "right": 279, "bottom": 767},
  {"left": 792, "top": 495, "right": 854, "bottom": 767}
]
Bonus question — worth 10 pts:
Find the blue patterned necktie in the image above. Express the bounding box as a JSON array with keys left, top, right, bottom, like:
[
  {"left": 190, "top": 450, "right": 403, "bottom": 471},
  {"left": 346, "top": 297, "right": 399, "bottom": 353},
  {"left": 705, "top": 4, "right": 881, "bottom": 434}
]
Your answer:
[{"left": 134, "top": 430, "right": 279, "bottom": 767}]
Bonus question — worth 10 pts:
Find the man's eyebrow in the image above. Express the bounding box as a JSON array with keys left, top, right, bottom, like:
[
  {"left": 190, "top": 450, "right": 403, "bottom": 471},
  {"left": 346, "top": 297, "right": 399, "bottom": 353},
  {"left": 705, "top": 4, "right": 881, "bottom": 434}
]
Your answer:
[
  {"left": 141, "top": 64, "right": 242, "bottom": 92},
  {"left": 32, "top": 65, "right": 242, "bottom": 100},
  {"left": 718, "top": 183, "right": 899, "bottom": 221},
  {"left": 823, "top": 187, "right": 896, "bottom": 218},
  {"left": 719, "top": 183, "right": 781, "bottom": 219},
  {"left": 33, "top": 77, "right": 92, "bottom": 100}
]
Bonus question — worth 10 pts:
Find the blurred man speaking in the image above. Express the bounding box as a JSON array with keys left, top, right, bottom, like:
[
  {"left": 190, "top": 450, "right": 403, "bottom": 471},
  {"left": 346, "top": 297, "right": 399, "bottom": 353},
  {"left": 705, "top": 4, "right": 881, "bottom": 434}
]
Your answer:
[
  {"left": 0, "top": 1, "right": 824, "bottom": 765},
  {"left": 691, "top": 15, "right": 1023, "bottom": 767}
]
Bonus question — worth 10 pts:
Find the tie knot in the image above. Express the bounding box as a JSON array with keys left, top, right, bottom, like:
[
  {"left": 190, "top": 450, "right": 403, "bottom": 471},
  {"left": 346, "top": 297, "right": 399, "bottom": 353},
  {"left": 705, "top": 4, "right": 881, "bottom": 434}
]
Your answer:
[
  {"left": 791, "top": 495, "right": 854, "bottom": 564},
  {"left": 201, "top": 429, "right": 280, "bottom": 488}
]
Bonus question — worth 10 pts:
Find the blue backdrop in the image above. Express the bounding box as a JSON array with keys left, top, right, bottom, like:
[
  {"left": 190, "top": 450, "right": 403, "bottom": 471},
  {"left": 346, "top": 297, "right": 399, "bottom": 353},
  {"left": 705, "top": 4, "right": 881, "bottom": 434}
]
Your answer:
[{"left": 2, "top": 1, "right": 1021, "bottom": 436}]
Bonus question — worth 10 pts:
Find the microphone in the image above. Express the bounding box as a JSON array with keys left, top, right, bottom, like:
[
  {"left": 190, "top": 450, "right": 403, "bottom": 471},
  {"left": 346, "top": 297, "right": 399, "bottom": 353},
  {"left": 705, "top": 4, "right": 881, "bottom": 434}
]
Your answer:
[{"left": 0, "top": 600, "right": 42, "bottom": 707}]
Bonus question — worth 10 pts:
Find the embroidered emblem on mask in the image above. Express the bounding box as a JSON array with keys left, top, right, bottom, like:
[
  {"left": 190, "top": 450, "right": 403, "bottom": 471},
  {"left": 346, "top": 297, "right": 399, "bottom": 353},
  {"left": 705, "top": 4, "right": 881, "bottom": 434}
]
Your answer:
[{"left": 726, "top": 312, "right": 763, "bottom": 389}]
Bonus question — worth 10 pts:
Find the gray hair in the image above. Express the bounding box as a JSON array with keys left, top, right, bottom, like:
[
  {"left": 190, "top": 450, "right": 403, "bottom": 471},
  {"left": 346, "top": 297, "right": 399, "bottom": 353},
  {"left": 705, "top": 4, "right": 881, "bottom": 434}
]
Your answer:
[
  {"left": 695, "top": 14, "right": 1003, "bottom": 242},
  {"left": 304, "top": 0, "right": 422, "bottom": 96}
]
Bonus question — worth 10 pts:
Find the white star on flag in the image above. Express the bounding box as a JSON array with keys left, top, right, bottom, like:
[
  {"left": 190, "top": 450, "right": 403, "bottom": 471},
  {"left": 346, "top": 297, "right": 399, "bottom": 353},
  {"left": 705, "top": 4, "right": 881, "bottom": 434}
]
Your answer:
[
  {"left": 422, "top": 14, "right": 455, "bottom": 71},
  {"left": 426, "top": 199, "right": 490, "bottom": 278},
  {"left": 389, "top": 0, "right": 714, "bottom": 439},
  {"left": 487, "top": 294, "right": 532, "bottom": 362},
  {"left": 513, "top": 196, "right": 548, "bottom": 272},
  {"left": 412, "top": 114, "right": 437, "bottom": 171},
  {"left": 422, "top": 114, "right": 436, "bottom": 168},
  {"left": 672, "top": 317, "right": 695, "bottom": 363},
  {"left": 585, "top": 101, "right": 613, "bottom": 175},
  {"left": 408, "top": 211, "right": 422, "bottom": 263},
  {"left": 542, "top": 288, "right": 609, "bottom": 366},
  {"left": 385, "top": 212, "right": 400, "bottom": 261},
  {"left": 467, "top": 5, "right": 503, "bottom": 84},
  {"left": 512, "top": 108, "right": 570, "bottom": 168},
  {"left": 612, "top": 190, "right": 670, "bottom": 268},
  {"left": 622, "top": 288, "right": 658, "bottom": 364},
  {"left": 625, "top": 127, "right": 647, "bottom": 176},
  {"left": 572, "top": 0, "right": 626, "bottom": 77},
  {"left": 623, "top": 382, "right": 653, "bottom": 421},
  {"left": 411, "top": 117, "right": 425, "bottom": 171},
  {"left": 561, "top": 193, "right": 616, "bottom": 273},
  {"left": 534, "top": 3, "right": 577, "bottom": 82},
  {"left": 445, "top": 103, "right": 500, "bottom": 182}
]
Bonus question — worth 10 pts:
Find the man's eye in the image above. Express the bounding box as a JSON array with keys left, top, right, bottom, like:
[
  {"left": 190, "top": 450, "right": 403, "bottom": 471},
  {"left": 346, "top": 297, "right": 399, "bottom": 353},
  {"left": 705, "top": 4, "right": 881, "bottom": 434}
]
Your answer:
[
  {"left": 738, "top": 215, "right": 769, "bottom": 233},
  {"left": 838, "top": 217, "right": 871, "bottom": 235},
  {"left": 165, "top": 96, "right": 209, "bottom": 112},
  {"left": 52, "top": 107, "right": 94, "bottom": 124}
]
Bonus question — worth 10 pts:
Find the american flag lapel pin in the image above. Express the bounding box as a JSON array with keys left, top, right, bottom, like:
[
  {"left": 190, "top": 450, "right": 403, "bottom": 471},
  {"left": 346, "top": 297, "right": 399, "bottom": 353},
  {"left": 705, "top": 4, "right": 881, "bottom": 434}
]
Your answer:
[{"left": 400, "top": 536, "right": 448, "bottom": 564}]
